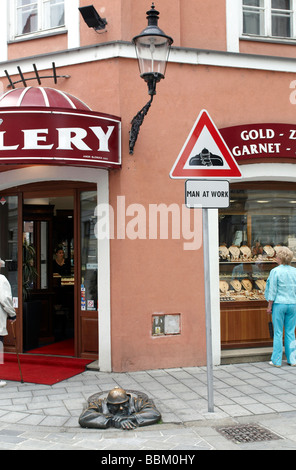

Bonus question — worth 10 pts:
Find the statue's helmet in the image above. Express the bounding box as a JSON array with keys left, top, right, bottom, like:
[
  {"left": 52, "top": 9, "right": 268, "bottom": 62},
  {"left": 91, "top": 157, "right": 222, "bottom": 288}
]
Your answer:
[{"left": 107, "top": 387, "right": 129, "bottom": 405}]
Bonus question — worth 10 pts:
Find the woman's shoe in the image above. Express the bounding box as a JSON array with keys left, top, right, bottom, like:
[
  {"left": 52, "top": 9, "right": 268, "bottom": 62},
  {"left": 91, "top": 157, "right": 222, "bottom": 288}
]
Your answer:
[
  {"left": 268, "top": 361, "right": 281, "bottom": 368},
  {"left": 0, "top": 380, "right": 6, "bottom": 387}
]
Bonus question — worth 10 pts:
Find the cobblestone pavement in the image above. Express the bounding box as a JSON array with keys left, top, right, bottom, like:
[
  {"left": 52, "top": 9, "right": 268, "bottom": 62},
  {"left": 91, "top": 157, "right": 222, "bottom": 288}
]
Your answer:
[{"left": 1, "top": 362, "right": 296, "bottom": 450}]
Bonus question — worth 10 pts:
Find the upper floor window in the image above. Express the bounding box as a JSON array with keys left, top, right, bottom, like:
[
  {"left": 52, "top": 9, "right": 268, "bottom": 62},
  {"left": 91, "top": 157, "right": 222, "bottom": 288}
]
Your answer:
[
  {"left": 14, "top": 0, "right": 64, "bottom": 37},
  {"left": 243, "top": 0, "right": 295, "bottom": 39}
]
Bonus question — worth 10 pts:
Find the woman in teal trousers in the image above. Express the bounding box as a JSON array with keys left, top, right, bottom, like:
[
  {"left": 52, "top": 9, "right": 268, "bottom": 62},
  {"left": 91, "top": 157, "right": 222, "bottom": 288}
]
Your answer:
[{"left": 265, "top": 246, "right": 296, "bottom": 367}]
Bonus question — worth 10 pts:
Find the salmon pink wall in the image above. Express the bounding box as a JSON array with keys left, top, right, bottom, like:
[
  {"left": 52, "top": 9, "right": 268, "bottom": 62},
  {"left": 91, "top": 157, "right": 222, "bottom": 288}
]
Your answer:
[
  {"left": 106, "top": 54, "right": 296, "bottom": 370},
  {"left": 8, "top": 34, "right": 68, "bottom": 61},
  {"left": 79, "top": 0, "right": 227, "bottom": 50},
  {"left": 240, "top": 39, "right": 296, "bottom": 58},
  {"left": 180, "top": 0, "right": 227, "bottom": 50}
]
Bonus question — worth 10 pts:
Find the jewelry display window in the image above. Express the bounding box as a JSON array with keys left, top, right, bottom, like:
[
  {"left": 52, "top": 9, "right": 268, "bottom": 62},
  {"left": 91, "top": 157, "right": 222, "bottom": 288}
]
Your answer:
[{"left": 219, "top": 186, "right": 296, "bottom": 303}]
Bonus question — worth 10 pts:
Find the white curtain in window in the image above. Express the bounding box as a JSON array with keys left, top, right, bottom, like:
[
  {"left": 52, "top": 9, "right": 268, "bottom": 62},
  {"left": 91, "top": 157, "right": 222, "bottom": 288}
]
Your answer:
[
  {"left": 16, "top": 0, "right": 64, "bottom": 35},
  {"left": 17, "top": 0, "right": 38, "bottom": 35},
  {"left": 43, "top": 0, "right": 64, "bottom": 29}
]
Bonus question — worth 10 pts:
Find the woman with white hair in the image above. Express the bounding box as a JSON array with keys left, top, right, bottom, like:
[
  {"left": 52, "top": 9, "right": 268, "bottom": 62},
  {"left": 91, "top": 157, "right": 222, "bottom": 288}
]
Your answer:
[
  {"left": 0, "top": 258, "right": 17, "bottom": 387},
  {"left": 265, "top": 246, "right": 296, "bottom": 367}
]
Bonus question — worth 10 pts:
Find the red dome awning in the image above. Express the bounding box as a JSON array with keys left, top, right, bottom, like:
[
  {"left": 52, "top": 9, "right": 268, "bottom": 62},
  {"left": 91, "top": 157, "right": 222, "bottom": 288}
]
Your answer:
[
  {"left": 0, "top": 86, "right": 121, "bottom": 170},
  {"left": 0, "top": 87, "right": 91, "bottom": 111}
]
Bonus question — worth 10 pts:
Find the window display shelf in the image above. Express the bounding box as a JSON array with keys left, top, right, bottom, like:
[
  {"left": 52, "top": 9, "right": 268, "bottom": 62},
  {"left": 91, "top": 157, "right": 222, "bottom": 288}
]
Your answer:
[
  {"left": 219, "top": 238, "right": 296, "bottom": 302},
  {"left": 220, "top": 257, "right": 296, "bottom": 302},
  {"left": 220, "top": 250, "right": 270, "bottom": 302}
]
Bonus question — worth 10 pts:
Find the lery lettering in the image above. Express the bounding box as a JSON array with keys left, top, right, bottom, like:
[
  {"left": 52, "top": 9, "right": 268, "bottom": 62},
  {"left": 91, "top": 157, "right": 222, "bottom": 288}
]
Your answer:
[
  {"left": 0, "top": 126, "right": 115, "bottom": 152},
  {"left": 94, "top": 196, "right": 202, "bottom": 251}
]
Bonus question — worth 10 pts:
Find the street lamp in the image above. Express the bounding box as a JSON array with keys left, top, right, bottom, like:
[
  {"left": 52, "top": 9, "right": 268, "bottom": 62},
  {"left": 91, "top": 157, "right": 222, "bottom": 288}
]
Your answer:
[{"left": 129, "top": 3, "right": 173, "bottom": 155}]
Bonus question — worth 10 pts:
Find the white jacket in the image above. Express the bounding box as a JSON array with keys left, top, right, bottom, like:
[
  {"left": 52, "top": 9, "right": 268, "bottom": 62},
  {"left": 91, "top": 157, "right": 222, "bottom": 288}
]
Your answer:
[{"left": 0, "top": 274, "right": 16, "bottom": 336}]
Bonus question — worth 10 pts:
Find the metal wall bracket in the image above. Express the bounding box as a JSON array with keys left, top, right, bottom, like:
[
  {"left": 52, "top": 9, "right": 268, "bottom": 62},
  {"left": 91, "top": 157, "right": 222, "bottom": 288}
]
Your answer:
[{"left": 4, "top": 62, "right": 70, "bottom": 89}]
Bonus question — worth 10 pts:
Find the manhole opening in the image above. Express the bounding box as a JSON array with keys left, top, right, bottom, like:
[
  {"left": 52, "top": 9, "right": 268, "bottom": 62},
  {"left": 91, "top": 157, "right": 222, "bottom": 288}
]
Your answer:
[{"left": 216, "top": 424, "right": 282, "bottom": 444}]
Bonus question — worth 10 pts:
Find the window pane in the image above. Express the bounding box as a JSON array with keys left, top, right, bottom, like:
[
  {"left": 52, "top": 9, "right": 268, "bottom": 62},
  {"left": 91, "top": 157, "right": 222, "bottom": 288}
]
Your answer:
[
  {"left": 16, "top": 0, "right": 64, "bottom": 35},
  {"left": 271, "top": 0, "right": 292, "bottom": 37},
  {"left": 243, "top": 0, "right": 264, "bottom": 35},
  {"left": 80, "top": 191, "right": 97, "bottom": 311},
  {"left": 0, "top": 196, "right": 18, "bottom": 300},
  {"left": 43, "top": 0, "right": 64, "bottom": 29},
  {"left": 243, "top": 9, "right": 264, "bottom": 34},
  {"left": 17, "top": 0, "right": 36, "bottom": 5},
  {"left": 23, "top": 221, "right": 36, "bottom": 293},
  {"left": 243, "top": 0, "right": 264, "bottom": 6},
  {"left": 272, "top": 0, "right": 291, "bottom": 9},
  {"left": 272, "top": 11, "right": 291, "bottom": 36},
  {"left": 220, "top": 189, "right": 296, "bottom": 248},
  {"left": 17, "top": 3, "right": 38, "bottom": 35}
]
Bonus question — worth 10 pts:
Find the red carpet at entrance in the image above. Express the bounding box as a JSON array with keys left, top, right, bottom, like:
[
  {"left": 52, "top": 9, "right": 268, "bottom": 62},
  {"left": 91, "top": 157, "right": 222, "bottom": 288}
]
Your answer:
[
  {"left": 27, "top": 338, "right": 75, "bottom": 356},
  {"left": 0, "top": 353, "right": 93, "bottom": 385}
]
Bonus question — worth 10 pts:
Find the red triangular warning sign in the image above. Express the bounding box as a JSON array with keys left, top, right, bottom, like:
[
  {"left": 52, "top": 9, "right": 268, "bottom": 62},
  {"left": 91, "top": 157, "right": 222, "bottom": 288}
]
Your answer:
[{"left": 170, "top": 110, "right": 242, "bottom": 179}]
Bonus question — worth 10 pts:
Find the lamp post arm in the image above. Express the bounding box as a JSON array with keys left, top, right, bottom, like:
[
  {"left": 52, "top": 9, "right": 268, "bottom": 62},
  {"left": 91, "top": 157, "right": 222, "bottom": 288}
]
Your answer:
[{"left": 129, "top": 94, "right": 154, "bottom": 155}]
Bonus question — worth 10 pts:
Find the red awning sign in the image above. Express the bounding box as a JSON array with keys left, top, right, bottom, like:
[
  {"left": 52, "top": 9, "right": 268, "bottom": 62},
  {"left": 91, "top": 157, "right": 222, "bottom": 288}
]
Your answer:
[
  {"left": 170, "top": 110, "right": 242, "bottom": 179},
  {"left": 0, "top": 108, "right": 121, "bottom": 169}
]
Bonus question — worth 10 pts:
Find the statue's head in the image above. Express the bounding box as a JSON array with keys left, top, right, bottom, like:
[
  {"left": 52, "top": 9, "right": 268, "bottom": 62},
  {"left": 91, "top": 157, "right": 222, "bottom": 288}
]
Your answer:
[
  {"left": 107, "top": 387, "right": 129, "bottom": 414},
  {"left": 107, "top": 387, "right": 129, "bottom": 404}
]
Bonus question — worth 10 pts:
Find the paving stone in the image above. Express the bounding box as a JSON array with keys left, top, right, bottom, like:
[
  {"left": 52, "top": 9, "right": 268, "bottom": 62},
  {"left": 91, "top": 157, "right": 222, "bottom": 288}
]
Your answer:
[{"left": 2, "top": 363, "right": 296, "bottom": 449}]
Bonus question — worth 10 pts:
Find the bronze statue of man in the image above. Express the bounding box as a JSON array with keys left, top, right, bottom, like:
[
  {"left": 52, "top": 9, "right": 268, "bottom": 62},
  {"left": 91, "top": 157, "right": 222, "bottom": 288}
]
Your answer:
[{"left": 79, "top": 387, "right": 161, "bottom": 430}]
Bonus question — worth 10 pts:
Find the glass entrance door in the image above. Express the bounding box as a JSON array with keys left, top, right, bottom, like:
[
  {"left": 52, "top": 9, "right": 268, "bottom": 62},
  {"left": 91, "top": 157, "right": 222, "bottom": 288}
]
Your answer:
[
  {"left": 0, "top": 194, "right": 19, "bottom": 350},
  {"left": 23, "top": 196, "right": 75, "bottom": 354},
  {"left": 79, "top": 190, "right": 98, "bottom": 357},
  {"left": 0, "top": 195, "right": 18, "bottom": 298}
]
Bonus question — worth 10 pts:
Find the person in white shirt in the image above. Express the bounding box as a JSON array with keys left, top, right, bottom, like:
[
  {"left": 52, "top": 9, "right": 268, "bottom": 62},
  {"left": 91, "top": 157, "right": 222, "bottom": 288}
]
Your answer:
[{"left": 0, "top": 258, "right": 17, "bottom": 387}]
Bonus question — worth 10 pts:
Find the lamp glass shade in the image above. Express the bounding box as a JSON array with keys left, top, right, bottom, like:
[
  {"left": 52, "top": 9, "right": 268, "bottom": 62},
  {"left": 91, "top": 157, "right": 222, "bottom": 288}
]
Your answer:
[{"left": 134, "top": 34, "right": 172, "bottom": 78}]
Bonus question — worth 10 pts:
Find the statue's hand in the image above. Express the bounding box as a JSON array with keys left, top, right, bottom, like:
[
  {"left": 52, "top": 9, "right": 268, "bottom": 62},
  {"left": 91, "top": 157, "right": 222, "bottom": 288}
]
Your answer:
[
  {"left": 112, "top": 414, "right": 127, "bottom": 428},
  {"left": 120, "top": 419, "right": 137, "bottom": 430}
]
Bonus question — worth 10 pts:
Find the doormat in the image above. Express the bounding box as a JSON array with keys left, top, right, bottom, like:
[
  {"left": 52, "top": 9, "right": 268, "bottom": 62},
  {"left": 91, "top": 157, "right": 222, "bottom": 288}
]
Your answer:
[
  {"left": 0, "top": 353, "right": 93, "bottom": 385},
  {"left": 216, "top": 424, "right": 282, "bottom": 444}
]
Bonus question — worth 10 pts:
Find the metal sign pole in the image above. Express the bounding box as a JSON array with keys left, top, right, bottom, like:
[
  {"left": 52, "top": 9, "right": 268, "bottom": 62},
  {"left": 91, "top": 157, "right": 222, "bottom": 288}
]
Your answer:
[
  {"left": 202, "top": 207, "right": 214, "bottom": 412},
  {"left": 171, "top": 109, "right": 241, "bottom": 413}
]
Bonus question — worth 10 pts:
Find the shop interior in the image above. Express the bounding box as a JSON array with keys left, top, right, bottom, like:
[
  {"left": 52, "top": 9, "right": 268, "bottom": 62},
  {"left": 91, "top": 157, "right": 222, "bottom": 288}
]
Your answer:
[
  {"left": 219, "top": 185, "right": 296, "bottom": 349},
  {"left": 23, "top": 196, "right": 75, "bottom": 356}
]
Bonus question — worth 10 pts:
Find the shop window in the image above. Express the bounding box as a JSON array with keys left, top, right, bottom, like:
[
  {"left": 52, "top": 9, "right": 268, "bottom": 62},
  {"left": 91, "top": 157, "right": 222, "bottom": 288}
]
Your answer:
[
  {"left": 80, "top": 191, "right": 97, "bottom": 312},
  {"left": 242, "top": 0, "right": 295, "bottom": 39},
  {"left": 11, "top": 0, "right": 65, "bottom": 39},
  {"left": 219, "top": 188, "right": 296, "bottom": 303}
]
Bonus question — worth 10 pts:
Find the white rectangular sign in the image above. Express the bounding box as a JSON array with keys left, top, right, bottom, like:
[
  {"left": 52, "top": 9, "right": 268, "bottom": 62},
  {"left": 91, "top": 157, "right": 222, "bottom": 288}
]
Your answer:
[{"left": 185, "top": 179, "right": 229, "bottom": 208}]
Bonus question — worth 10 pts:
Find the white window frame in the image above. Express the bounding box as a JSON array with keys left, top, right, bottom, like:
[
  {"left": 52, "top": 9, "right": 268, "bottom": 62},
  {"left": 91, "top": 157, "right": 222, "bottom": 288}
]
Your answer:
[
  {"left": 242, "top": 0, "right": 296, "bottom": 40},
  {"left": 9, "top": 0, "right": 66, "bottom": 41}
]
